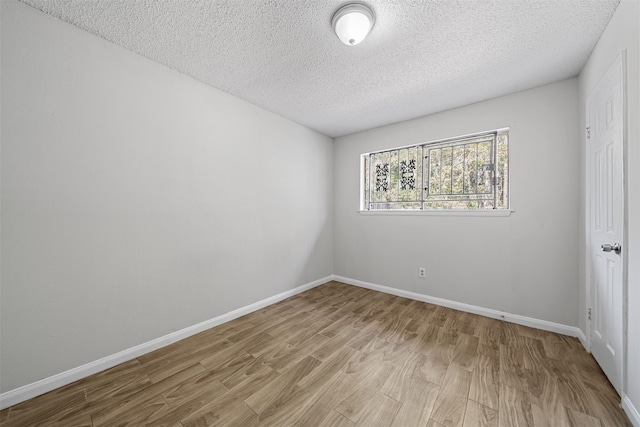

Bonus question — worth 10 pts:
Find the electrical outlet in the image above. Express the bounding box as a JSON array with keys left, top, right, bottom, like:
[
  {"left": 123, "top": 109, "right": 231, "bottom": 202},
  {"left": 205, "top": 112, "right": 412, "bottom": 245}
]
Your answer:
[{"left": 418, "top": 267, "right": 426, "bottom": 278}]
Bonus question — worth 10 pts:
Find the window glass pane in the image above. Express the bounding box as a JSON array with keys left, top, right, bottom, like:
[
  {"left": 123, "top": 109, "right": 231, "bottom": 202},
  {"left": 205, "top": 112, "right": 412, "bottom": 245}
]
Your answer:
[
  {"left": 362, "top": 130, "right": 509, "bottom": 211},
  {"left": 371, "top": 151, "right": 388, "bottom": 203},
  {"left": 496, "top": 132, "right": 509, "bottom": 209},
  {"left": 363, "top": 155, "right": 370, "bottom": 208},
  {"left": 389, "top": 150, "right": 399, "bottom": 202},
  {"left": 477, "top": 141, "right": 492, "bottom": 194},
  {"left": 398, "top": 147, "right": 421, "bottom": 202},
  {"left": 428, "top": 147, "right": 440, "bottom": 195},
  {"left": 452, "top": 145, "right": 464, "bottom": 195}
]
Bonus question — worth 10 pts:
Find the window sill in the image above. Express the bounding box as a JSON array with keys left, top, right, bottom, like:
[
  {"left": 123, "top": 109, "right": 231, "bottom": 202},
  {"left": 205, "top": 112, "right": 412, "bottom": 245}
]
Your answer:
[{"left": 358, "top": 209, "right": 514, "bottom": 217}]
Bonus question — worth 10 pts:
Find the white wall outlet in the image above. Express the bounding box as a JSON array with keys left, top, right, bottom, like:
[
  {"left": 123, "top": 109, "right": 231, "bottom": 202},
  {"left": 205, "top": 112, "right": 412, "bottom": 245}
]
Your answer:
[{"left": 418, "top": 267, "right": 426, "bottom": 278}]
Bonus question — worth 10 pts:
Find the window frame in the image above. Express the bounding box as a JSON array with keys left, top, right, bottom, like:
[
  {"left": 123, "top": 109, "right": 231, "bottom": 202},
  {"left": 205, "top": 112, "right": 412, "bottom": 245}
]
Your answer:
[{"left": 359, "top": 128, "right": 512, "bottom": 216}]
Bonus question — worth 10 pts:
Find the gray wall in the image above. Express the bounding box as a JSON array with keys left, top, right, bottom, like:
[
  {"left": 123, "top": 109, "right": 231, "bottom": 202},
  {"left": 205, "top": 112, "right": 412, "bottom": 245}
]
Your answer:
[
  {"left": 578, "top": 0, "right": 640, "bottom": 417},
  {"left": 0, "top": 1, "right": 334, "bottom": 393},
  {"left": 333, "top": 79, "right": 580, "bottom": 327}
]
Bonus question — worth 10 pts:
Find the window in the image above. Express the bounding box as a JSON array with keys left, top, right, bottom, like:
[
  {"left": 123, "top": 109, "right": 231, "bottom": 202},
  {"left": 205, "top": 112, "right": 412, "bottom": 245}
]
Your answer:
[{"left": 362, "top": 129, "right": 509, "bottom": 211}]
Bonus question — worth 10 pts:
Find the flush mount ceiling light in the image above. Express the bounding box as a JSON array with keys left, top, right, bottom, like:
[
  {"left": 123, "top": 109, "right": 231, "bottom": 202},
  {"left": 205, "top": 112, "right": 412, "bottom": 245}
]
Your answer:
[{"left": 332, "top": 3, "right": 375, "bottom": 46}]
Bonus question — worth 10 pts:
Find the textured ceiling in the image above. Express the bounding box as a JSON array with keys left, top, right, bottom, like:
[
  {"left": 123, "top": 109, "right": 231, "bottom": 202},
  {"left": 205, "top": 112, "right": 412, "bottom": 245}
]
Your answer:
[{"left": 21, "top": 0, "right": 620, "bottom": 137}]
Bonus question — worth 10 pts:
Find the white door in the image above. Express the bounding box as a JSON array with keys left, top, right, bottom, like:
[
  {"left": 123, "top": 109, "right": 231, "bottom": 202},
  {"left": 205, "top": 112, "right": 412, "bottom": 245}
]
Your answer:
[{"left": 586, "top": 53, "right": 625, "bottom": 395}]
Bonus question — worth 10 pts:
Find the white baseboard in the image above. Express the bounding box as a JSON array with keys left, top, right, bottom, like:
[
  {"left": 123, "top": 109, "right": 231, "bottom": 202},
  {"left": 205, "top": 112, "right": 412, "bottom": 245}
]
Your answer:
[
  {"left": 0, "top": 275, "right": 331, "bottom": 410},
  {"left": 332, "top": 275, "right": 583, "bottom": 339},
  {"left": 623, "top": 395, "right": 640, "bottom": 427},
  {"left": 576, "top": 328, "right": 589, "bottom": 351}
]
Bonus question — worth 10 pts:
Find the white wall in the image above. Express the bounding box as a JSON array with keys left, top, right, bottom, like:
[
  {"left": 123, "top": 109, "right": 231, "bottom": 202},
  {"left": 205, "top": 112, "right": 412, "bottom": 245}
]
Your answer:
[
  {"left": 578, "top": 0, "right": 640, "bottom": 421},
  {"left": 0, "top": 1, "right": 333, "bottom": 393},
  {"left": 334, "top": 79, "right": 580, "bottom": 327}
]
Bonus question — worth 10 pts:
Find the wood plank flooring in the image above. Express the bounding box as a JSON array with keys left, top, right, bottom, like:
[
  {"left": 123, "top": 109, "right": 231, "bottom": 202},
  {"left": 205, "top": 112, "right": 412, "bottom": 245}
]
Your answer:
[{"left": 0, "top": 281, "right": 630, "bottom": 426}]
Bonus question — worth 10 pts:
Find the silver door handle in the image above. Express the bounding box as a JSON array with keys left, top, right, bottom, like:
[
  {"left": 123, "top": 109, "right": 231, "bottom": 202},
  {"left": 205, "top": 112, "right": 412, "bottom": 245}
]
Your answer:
[{"left": 601, "top": 243, "right": 622, "bottom": 254}]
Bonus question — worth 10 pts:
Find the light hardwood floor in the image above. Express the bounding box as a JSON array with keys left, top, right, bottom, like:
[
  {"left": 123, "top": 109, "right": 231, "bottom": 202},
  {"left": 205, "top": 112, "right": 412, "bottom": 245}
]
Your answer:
[{"left": 0, "top": 281, "right": 630, "bottom": 426}]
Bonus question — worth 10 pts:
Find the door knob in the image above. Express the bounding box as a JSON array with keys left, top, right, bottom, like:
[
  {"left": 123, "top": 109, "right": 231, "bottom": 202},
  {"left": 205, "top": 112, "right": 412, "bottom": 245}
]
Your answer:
[{"left": 601, "top": 243, "right": 622, "bottom": 254}]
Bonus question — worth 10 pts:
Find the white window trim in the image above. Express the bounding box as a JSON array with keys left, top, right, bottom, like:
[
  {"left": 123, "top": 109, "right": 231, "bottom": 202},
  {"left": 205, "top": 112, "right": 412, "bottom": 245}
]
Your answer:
[{"left": 358, "top": 209, "right": 514, "bottom": 217}]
